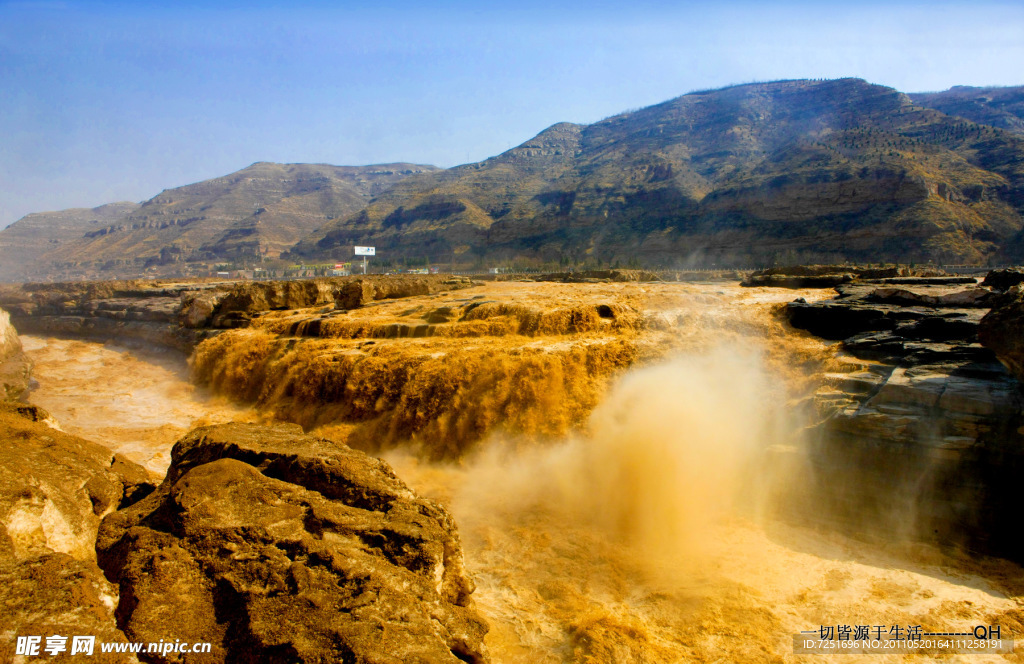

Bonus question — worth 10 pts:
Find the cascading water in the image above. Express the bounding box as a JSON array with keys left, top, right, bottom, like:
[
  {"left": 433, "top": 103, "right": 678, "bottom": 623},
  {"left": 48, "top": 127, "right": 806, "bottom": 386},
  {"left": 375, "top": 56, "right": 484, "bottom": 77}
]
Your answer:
[{"left": 20, "top": 283, "right": 1024, "bottom": 662}]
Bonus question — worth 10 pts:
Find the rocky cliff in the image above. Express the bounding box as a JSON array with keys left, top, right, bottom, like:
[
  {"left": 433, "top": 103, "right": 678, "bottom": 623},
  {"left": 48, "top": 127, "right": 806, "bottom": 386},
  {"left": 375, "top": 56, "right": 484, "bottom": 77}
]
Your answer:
[
  {"left": 783, "top": 274, "right": 1024, "bottom": 560},
  {"left": 0, "top": 275, "right": 477, "bottom": 352},
  {"left": 978, "top": 269, "right": 1024, "bottom": 382}
]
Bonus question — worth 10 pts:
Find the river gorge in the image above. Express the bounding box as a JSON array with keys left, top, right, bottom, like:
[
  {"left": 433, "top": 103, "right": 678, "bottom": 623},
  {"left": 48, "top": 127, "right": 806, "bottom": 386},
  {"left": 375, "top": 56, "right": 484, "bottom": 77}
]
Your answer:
[
  {"left": 2, "top": 273, "right": 1022, "bottom": 663},
  {"left": 3, "top": 273, "right": 1024, "bottom": 662}
]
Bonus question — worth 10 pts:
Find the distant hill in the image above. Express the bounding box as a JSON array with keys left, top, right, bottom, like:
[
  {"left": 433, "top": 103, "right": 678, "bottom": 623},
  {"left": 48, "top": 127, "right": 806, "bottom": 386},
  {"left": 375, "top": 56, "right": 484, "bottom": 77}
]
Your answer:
[
  {"left": 5, "top": 79, "right": 1024, "bottom": 281},
  {"left": 0, "top": 202, "right": 139, "bottom": 282},
  {"left": 0, "top": 162, "right": 438, "bottom": 281},
  {"left": 912, "top": 86, "right": 1024, "bottom": 135},
  {"left": 292, "top": 78, "right": 1024, "bottom": 267}
]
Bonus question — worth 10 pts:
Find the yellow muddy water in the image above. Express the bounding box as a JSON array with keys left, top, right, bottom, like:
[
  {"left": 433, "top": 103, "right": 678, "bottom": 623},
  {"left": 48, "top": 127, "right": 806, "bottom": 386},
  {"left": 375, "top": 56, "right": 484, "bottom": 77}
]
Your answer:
[
  {"left": 20, "top": 284, "right": 1024, "bottom": 662},
  {"left": 21, "top": 336, "right": 256, "bottom": 475}
]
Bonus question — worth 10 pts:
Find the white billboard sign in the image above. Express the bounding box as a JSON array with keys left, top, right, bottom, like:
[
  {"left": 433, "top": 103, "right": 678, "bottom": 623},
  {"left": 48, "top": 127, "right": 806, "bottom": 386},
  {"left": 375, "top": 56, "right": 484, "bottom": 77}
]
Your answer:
[{"left": 354, "top": 246, "right": 376, "bottom": 256}]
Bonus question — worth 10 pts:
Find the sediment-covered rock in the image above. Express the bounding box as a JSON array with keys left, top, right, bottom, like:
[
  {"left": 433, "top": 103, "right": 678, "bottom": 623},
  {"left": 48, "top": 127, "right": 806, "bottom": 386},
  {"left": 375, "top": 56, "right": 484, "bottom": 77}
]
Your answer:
[
  {"left": 981, "top": 268, "right": 1024, "bottom": 292},
  {"left": 0, "top": 403, "right": 152, "bottom": 662},
  {"left": 1, "top": 307, "right": 31, "bottom": 400},
  {"left": 0, "top": 276, "right": 481, "bottom": 352},
  {"left": 178, "top": 290, "right": 228, "bottom": 329},
  {"left": 0, "top": 402, "right": 153, "bottom": 562},
  {"left": 96, "top": 423, "right": 489, "bottom": 663},
  {"left": 0, "top": 282, "right": 213, "bottom": 351},
  {"left": 0, "top": 554, "right": 139, "bottom": 663}
]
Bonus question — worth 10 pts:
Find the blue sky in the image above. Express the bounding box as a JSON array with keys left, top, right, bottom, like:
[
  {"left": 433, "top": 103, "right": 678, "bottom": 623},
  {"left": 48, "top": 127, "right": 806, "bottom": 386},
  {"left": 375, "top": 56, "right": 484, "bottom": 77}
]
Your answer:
[{"left": 1, "top": 0, "right": 1023, "bottom": 228}]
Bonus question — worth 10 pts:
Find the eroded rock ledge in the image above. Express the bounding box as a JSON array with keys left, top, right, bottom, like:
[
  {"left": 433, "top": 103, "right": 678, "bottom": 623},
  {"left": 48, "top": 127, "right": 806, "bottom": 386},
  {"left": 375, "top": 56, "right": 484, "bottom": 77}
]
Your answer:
[
  {"left": 96, "top": 423, "right": 489, "bottom": 663},
  {"left": 742, "top": 264, "right": 959, "bottom": 288},
  {"left": 1, "top": 387, "right": 488, "bottom": 662},
  {"left": 0, "top": 275, "right": 479, "bottom": 352},
  {"left": 780, "top": 274, "right": 1024, "bottom": 560}
]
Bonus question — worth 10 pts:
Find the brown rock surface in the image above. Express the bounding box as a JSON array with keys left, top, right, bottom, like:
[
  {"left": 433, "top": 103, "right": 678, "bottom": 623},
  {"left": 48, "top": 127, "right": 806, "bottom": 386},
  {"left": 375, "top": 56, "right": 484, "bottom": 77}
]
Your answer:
[
  {"left": 0, "top": 554, "right": 139, "bottom": 663},
  {"left": 0, "top": 403, "right": 152, "bottom": 662},
  {"left": 96, "top": 423, "right": 489, "bottom": 663},
  {"left": 785, "top": 274, "right": 1024, "bottom": 559},
  {"left": 0, "top": 402, "right": 153, "bottom": 562},
  {"left": 1, "top": 307, "right": 32, "bottom": 400},
  {"left": 979, "top": 283, "right": 1024, "bottom": 382},
  {"left": 0, "top": 276, "right": 482, "bottom": 353}
]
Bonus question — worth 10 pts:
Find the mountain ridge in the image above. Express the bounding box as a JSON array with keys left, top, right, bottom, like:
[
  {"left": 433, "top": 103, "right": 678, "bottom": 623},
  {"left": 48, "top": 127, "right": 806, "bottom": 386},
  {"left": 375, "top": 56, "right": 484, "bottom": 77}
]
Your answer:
[
  {"left": 1, "top": 162, "right": 438, "bottom": 281},
  {"left": 292, "top": 78, "right": 1024, "bottom": 267},
  {"left": 3, "top": 78, "right": 1024, "bottom": 281}
]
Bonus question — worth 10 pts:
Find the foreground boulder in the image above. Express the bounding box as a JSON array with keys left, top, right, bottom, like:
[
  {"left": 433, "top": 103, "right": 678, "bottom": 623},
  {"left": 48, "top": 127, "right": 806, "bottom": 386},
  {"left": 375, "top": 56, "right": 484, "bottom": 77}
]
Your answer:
[
  {"left": 0, "top": 402, "right": 153, "bottom": 562},
  {"left": 0, "top": 403, "right": 152, "bottom": 662},
  {"left": 96, "top": 423, "right": 489, "bottom": 663}
]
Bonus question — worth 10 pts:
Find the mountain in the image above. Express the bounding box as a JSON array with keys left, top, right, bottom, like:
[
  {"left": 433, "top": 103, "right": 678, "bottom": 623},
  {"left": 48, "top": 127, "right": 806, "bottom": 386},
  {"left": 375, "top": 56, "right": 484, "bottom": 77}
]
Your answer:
[
  {"left": 911, "top": 86, "right": 1024, "bottom": 135},
  {"left": 5, "top": 79, "right": 1024, "bottom": 281},
  {"left": 1, "top": 162, "right": 438, "bottom": 281},
  {"left": 293, "top": 78, "right": 1024, "bottom": 267},
  {"left": 0, "top": 202, "right": 139, "bottom": 282}
]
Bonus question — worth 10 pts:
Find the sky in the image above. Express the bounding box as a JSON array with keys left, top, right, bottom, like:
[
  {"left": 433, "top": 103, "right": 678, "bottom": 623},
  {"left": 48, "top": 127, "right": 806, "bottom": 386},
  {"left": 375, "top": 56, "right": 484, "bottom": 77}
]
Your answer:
[{"left": 1, "top": 0, "right": 1023, "bottom": 229}]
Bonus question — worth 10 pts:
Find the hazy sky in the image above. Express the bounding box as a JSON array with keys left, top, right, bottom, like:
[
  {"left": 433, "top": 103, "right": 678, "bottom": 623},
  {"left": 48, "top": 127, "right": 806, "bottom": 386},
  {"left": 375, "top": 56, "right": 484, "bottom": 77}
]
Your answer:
[{"left": 1, "top": 0, "right": 1022, "bottom": 228}]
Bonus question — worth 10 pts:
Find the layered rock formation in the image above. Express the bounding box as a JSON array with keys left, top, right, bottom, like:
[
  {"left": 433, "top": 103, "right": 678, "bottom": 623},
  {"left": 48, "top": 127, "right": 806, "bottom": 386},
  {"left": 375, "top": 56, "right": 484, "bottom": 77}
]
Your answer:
[
  {"left": 96, "top": 423, "right": 489, "bottom": 663},
  {"left": 783, "top": 275, "right": 1024, "bottom": 560},
  {"left": 189, "top": 279, "right": 644, "bottom": 459},
  {"left": 0, "top": 401, "right": 153, "bottom": 662},
  {"left": 740, "top": 264, "right": 955, "bottom": 288},
  {"left": 978, "top": 281, "right": 1024, "bottom": 383},
  {"left": 0, "top": 275, "right": 478, "bottom": 352}
]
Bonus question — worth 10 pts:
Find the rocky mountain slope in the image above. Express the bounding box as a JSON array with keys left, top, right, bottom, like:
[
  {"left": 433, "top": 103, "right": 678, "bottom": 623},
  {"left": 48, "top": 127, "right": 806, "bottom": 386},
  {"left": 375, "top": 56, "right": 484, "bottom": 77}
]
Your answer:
[
  {"left": 293, "top": 78, "right": 1024, "bottom": 267},
  {"left": 912, "top": 85, "right": 1024, "bottom": 135},
  {"left": 0, "top": 162, "right": 438, "bottom": 282},
  {"left": 6, "top": 79, "right": 1024, "bottom": 282},
  {"left": 0, "top": 202, "right": 138, "bottom": 282}
]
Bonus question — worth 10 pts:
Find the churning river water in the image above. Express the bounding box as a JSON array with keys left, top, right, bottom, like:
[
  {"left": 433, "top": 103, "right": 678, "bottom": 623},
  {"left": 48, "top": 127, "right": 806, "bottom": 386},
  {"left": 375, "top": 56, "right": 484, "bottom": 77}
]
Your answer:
[{"left": 20, "top": 284, "right": 1024, "bottom": 663}]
